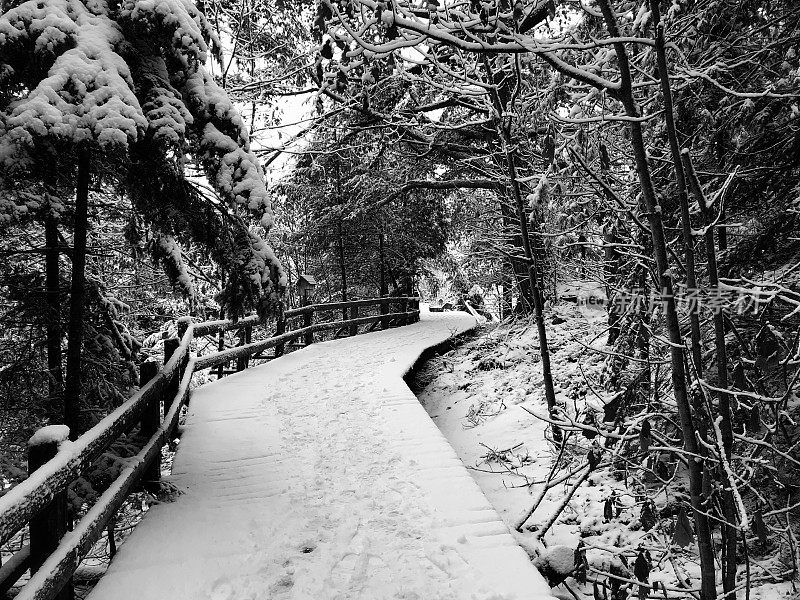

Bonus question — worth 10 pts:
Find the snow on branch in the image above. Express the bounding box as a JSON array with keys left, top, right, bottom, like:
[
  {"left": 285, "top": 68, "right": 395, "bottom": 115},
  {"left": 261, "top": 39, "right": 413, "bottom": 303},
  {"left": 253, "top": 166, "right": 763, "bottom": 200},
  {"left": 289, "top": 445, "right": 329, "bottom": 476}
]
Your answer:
[
  {"left": 0, "top": 0, "right": 146, "bottom": 164},
  {"left": 182, "top": 68, "right": 275, "bottom": 230},
  {"left": 0, "top": 0, "right": 286, "bottom": 314},
  {"left": 118, "top": 0, "right": 221, "bottom": 68}
]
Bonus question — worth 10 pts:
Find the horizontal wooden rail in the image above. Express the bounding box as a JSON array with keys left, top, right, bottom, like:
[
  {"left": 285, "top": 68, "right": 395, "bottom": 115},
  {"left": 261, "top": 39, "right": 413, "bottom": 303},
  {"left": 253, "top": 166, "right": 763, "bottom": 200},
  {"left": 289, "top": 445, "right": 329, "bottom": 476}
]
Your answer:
[
  {"left": 0, "top": 296, "right": 420, "bottom": 600},
  {"left": 0, "top": 544, "right": 30, "bottom": 596},
  {"left": 191, "top": 313, "right": 260, "bottom": 337},
  {"left": 283, "top": 296, "right": 417, "bottom": 318},
  {"left": 194, "top": 310, "right": 419, "bottom": 371},
  {"left": 0, "top": 332, "right": 189, "bottom": 547},
  {"left": 13, "top": 362, "right": 195, "bottom": 600}
]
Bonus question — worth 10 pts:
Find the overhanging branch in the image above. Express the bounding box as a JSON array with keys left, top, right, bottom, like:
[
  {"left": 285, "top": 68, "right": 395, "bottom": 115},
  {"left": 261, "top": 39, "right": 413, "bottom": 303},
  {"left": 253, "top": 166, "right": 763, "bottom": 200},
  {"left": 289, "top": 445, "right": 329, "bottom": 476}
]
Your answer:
[{"left": 356, "top": 178, "right": 503, "bottom": 216}]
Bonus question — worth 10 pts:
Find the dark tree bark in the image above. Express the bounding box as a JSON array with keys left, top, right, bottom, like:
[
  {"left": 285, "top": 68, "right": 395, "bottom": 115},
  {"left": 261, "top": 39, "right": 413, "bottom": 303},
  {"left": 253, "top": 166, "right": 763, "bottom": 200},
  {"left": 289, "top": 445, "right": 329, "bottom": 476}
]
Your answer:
[
  {"left": 336, "top": 152, "right": 347, "bottom": 320},
  {"left": 684, "top": 151, "right": 738, "bottom": 596},
  {"left": 595, "top": 2, "right": 716, "bottom": 596},
  {"left": 650, "top": 0, "right": 704, "bottom": 376},
  {"left": 500, "top": 194, "right": 535, "bottom": 312},
  {"left": 603, "top": 220, "right": 621, "bottom": 345},
  {"left": 501, "top": 261, "right": 514, "bottom": 319},
  {"left": 403, "top": 275, "right": 413, "bottom": 296},
  {"left": 378, "top": 227, "right": 388, "bottom": 297},
  {"left": 64, "top": 149, "right": 91, "bottom": 439},
  {"left": 481, "top": 54, "right": 557, "bottom": 416},
  {"left": 337, "top": 221, "right": 347, "bottom": 302},
  {"left": 44, "top": 209, "right": 64, "bottom": 421},
  {"left": 216, "top": 267, "right": 226, "bottom": 378},
  {"left": 718, "top": 203, "right": 728, "bottom": 252},
  {"left": 636, "top": 261, "right": 651, "bottom": 400},
  {"left": 500, "top": 135, "right": 557, "bottom": 415},
  {"left": 387, "top": 262, "right": 401, "bottom": 294}
]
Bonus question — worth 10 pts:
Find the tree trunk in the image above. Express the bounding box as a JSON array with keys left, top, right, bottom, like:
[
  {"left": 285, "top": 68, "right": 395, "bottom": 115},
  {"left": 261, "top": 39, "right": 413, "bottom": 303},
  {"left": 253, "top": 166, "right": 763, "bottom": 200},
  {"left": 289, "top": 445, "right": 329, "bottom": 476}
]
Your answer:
[
  {"left": 216, "top": 307, "right": 225, "bottom": 379},
  {"left": 684, "top": 151, "right": 738, "bottom": 596},
  {"left": 499, "top": 193, "right": 534, "bottom": 312},
  {"left": 216, "top": 267, "right": 226, "bottom": 378},
  {"left": 718, "top": 202, "right": 728, "bottom": 252},
  {"left": 500, "top": 135, "right": 558, "bottom": 416},
  {"left": 482, "top": 54, "right": 557, "bottom": 417},
  {"left": 636, "top": 263, "right": 651, "bottom": 401},
  {"left": 338, "top": 221, "right": 348, "bottom": 302},
  {"left": 403, "top": 276, "right": 413, "bottom": 296},
  {"left": 378, "top": 228, "right": 388, "bottom": 297},
  {"left": 64, "top": 149, "right": 90, "bottom": 439},
  {"left": 603, "top": 220, "right": 621, "bottom": 345},
  {"left": 45, "top": 210, "right": 64, "bottom": 421},
  {"left": 387, "top": 263, "right": 400, "bottom": 294},
  {"left": 650, "top": 0, "right": 704, "bottom": 377},
  {"left": 595, "top": 2, "right": 716, "bottom": 596},
  {"left": 502, "top": 261, "right": 514, "bottom": 318},
  {"left": 336, "top": 154, "right": 347, "bottom": 319}
]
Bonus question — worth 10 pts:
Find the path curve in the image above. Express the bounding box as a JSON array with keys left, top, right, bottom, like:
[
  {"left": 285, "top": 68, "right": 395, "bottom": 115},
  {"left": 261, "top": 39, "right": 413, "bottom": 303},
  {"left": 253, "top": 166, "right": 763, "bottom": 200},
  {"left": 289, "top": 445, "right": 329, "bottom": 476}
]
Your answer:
[{"left": 88, "top": 311, "right": 553, "bottom": 600}]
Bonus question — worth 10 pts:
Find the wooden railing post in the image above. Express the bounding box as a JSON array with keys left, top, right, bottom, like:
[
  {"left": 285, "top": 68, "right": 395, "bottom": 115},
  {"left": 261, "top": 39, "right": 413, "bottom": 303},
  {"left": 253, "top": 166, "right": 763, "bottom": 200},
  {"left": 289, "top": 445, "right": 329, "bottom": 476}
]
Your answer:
[
  {"left": 275, "top": 316, "right": 286, "bottom": 357},
  {"left": 381, "top": 298, "right": 390, "bottom": 329},
  {"left": 349, "top": 304, "right": 359, "bottom": 336},
  {"left": 236, "top": 324, "right": 251, "bottom": 372},
  {"left": 28, "top": 427, "right": 73, "bottom": 600},
  {"left": 412, "top": 298, "right": 420, "bottom": 322},
  {"left": 216, "top": 310, "right": 225, "bottom": 379},
  {"left": 177, "top": 318, "right": 190, "bottom": 340},
  {"left": 163, "top": 337, "right": 179, "bottom": 418},
  {"left": 400, "top": 297, "right": 408, "bottom": 325},
  {"left": 245, "top": 324, "right": 252, "bottom": 364},
  {"left": 139, "top": 361, "right": 160, "bottom": 491},
  {"left": 304, "top": 308, "right": 314, "bottom": 346},
  {"left": 176, "top": 319, "right": 190, "bottom": 400}
]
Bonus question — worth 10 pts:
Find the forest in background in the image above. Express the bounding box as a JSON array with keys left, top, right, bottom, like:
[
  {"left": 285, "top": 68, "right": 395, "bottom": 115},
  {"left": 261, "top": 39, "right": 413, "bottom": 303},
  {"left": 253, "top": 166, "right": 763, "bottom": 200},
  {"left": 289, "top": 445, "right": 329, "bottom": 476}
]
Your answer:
[{"left": 1, "top": 0, "right": 799, "bottom": 598}]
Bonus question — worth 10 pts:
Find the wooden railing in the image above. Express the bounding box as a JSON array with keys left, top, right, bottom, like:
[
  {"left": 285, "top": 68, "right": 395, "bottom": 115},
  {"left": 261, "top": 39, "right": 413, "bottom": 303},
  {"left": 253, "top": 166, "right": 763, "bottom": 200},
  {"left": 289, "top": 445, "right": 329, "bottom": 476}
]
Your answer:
[{"left": 0, "top": 296, "right": 420, "bottom": 600}]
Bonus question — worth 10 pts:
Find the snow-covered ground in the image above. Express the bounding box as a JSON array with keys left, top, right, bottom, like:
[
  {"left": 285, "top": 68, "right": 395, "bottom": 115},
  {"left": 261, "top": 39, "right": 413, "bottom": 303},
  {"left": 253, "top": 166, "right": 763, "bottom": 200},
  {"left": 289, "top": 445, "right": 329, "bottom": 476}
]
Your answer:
[
  {"left": 417, "top": 300, "right": 611, "bottom": 579},
  {"left": 417, "top": 293, "right": 798, "bottom": 600},
  {"left": 86, "top": 310, "right": 554, "bottom": 600}
]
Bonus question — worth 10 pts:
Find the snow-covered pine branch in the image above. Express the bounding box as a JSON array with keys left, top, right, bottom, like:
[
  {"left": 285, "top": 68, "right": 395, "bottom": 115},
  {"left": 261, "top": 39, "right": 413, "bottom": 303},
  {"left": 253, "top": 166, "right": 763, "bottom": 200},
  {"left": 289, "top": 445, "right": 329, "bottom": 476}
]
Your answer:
[{"left": 0, "top": 0, "right": 286, "bottom": 316}]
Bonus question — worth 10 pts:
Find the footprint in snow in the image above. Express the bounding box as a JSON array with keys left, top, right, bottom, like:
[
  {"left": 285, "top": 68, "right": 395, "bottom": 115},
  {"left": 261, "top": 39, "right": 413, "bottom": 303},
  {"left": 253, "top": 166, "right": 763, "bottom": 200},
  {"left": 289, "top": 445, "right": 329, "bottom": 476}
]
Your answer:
[
  {"left": 209, "top": 578, "right": 234, "bottom": 600},
  {"left": 329, "top": 552, "right": 359, "bottom": 589},
  {"left": 268, "top": 573, "right": 294, "bottom": 595}
]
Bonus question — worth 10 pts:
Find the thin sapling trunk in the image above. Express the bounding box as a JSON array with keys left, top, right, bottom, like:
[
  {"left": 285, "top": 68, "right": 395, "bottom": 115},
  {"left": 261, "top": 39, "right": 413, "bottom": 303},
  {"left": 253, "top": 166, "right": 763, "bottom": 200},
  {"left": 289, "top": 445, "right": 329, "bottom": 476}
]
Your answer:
[
  {"left": 650, "top": 0, "right": 704, "bottom": 376},
  {"left": 683, "top": 150, "right": 739, "bottom": 596},
  {"left": 45, "top": 207, "right": 64, "bottom": 421},
  {"left": 595, "top": 2, "right": 717, "bottom": 596},
  {"left": 64, "top": 148, "right": 90, "bottom": 439}
]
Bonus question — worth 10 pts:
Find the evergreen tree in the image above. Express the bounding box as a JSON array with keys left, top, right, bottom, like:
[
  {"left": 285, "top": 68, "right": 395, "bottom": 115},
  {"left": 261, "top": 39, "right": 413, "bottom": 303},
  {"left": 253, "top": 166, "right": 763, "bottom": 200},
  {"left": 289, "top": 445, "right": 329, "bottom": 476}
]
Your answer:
[{"left": 0, "top": 0, "right": 285, "bottom": 434}]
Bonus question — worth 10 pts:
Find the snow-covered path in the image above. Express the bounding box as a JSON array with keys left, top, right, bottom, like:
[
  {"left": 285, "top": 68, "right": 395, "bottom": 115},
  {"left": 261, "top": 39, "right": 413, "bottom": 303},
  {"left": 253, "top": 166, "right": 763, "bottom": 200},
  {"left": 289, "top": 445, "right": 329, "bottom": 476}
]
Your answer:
[{"left": 87, "top": 311, "right": 553, "bottom": 600}]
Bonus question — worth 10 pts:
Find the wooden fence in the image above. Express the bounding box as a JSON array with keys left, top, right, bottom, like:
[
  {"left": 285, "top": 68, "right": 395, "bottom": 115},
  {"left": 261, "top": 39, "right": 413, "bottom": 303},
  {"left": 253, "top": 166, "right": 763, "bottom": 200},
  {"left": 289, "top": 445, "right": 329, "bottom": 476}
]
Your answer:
[{"left": 0, "top": 297, "right": 420, "bottom": 600}]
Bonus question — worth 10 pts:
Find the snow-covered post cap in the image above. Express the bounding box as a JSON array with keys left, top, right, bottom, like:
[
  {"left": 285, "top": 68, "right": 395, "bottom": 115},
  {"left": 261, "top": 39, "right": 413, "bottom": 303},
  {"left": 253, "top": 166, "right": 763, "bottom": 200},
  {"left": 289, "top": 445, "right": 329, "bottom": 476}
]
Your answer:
[
  {"left": 176, "top": 316, "right": 193, "bottom": 337},
  {"left": 27, "top": 424, "right": 71, "bottom": 591},
  {"left": 28, "top": 425, "right": 71, "bottom": 449}
]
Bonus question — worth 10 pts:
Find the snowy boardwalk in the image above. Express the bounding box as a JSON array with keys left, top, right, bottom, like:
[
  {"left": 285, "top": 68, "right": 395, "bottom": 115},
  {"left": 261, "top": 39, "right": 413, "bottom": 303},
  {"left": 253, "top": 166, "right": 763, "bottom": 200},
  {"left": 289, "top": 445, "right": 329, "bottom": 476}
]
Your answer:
[{"left": 87, "top": 311, "right": 553, "bottom": 600}]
